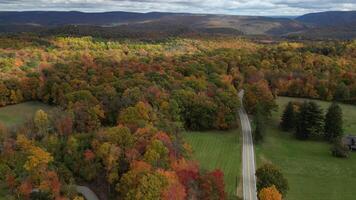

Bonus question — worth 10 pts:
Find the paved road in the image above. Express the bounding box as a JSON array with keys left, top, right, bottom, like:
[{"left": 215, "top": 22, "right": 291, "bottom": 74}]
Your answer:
[
  {"left": 238, "top": 90, "right": 258, "bottom": 200},
  {"left": 76, "top": 186, "right": 100, "bottom": 200},
  {"left": 32, "top": 186, "right": 99, "bottom": 200}
]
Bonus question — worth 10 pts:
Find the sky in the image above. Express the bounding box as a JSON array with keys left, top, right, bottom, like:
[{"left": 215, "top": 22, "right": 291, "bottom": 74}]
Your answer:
[{"left": 0, "top": 0, "right": 355, "bottom": 16}]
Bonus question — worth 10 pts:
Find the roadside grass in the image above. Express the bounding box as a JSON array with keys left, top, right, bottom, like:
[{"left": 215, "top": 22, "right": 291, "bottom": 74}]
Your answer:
[
  {"left": 0, "top": 101, "right": 55, "bottom": 127},
  {"left": 255, "top": 97, "right": 356, "bottom": 200},
  {"left": 183, "top": 130, "right": 241, "bottom": 199}
]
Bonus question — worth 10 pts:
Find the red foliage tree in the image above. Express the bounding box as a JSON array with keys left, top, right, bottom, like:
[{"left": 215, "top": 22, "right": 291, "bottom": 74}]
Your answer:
[
  {"left": 209, "top": 170, "right": 226, "bottom": 200},
  {"left": 40, "top": 171, "right": 61, "bottom": 198},
  {"left": 199, "top": 170, "right": 226, "bottom": 200},
  {"left": 19, "top": 179, "right": 33, "bottom": 200},
  {"left": 6, "top": 174, "right": 16, "bottom": 191},
  {"left": 55, "top": 114, "right": 73, "bottom": 136},
  {"left": 159, "top": 170, "right": 186, "bottom": 200}
]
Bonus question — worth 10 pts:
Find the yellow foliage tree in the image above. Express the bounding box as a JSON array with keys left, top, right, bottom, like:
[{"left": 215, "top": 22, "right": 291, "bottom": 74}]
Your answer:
[
  {"left": 258, "top": 185, "right": 282, "bottom": 200},
  {"left": 34, "top": 109, "right": 49, "bottom": 138},
  {"left": 9, "top": 90, "right": 18, "bottom": 104},
  {"left": 118, "top": 101, "right": 155, "bottom": 130},
  {"left": 73, "top": 196, "right": 85, "bottom": 200},
  {"left": 144, "top": 140, "right": 169, "bottom": 168},
  {"left": 96, "top": 142, "right": 121, "bottom": 184},
  {"left": 16, "top": 135, "right": 53, "bottom": 172},
  {"left": 0, "top": 122, "right": 7, "bottom": 142}
]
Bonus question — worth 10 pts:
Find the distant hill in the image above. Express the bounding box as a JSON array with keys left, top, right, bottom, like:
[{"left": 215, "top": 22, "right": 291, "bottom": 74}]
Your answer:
[
  {"left": 296, "top": 11, "right": 356, "bottom": 27},
  {"left": 0, "top": 11, "right": 355, "bottom": 39},
  {"left": 0, "top": 11, "right": 305, "bottom": 36},
  {"left": 0, "top": 11, "right": 175, "bottom": 26}
]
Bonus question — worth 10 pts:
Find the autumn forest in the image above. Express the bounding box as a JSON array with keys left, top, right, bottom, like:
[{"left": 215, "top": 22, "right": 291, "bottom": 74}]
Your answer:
[{"left": 0, "top": 35, "right": 356, "bottom": 200}]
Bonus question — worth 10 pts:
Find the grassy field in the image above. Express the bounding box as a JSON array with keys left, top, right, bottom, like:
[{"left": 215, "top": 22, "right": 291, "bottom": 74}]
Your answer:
[
  {"left": 0, "top": 101, "right": 55, "bottom": 127},
  {"left": 255, "top": 97, "right": 356, "bottom": 200},
  {"left": 183, "top": 130, "right": 241, "bottom": 199}
]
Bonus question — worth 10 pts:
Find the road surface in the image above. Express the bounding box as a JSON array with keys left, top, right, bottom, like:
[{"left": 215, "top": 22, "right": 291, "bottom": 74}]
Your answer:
[
  {"left": 238, "top": 90, "right": 258, "bottom": 200},
  {"left": 76, "top": 186, "right": 100, "bottom": 200},
  {"left": 32, "top": 186, "right": 99, "bottom": 200}
]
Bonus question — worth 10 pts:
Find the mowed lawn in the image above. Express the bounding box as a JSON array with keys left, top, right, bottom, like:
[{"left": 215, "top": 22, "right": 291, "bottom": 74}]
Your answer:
[
  {"left": 183, "top": 130, "right": 241, "bottom": 199},
  {"left": 255, "top": 97, "right": 356, "bottom": 200},
  {"left": 0, "top": 101, "right": 55, "bottom": 127}
]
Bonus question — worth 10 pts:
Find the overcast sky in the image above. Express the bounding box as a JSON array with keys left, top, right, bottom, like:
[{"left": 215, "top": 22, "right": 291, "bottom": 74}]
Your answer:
[{"left": 0, "top": 0, "right": 355, "bottom": 16}]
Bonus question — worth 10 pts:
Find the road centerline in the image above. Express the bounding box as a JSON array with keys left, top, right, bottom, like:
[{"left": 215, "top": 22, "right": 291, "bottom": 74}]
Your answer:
[{"left": 239, "top": 90, "right": 258, "bottom": 200}]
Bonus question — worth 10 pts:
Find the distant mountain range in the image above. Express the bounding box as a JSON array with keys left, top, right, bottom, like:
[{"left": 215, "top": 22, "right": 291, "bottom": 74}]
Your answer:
[
  {"left": 296, "top": 11, "right": 356, "bottom": 27},
  {"left": 0, "top": 11, "right": 174, "bottom": 26},
  {"left": 0, "top": 10, "right": 355, "bottom": 39}
]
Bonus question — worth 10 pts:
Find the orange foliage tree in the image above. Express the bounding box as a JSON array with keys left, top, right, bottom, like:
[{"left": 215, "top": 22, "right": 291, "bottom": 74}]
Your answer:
[{"left": 258, "top": 185, "right": 282, "bottom": 200}]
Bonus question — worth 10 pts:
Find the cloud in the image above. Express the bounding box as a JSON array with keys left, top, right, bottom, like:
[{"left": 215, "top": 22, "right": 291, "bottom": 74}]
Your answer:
[{"left": 0, "top": 0, "right": 355, "bottom": 16}]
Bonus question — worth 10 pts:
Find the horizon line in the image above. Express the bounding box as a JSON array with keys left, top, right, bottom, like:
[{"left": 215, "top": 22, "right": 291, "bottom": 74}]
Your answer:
[{"left": 0, "top": 9, "right": 354, "bottom": 17}]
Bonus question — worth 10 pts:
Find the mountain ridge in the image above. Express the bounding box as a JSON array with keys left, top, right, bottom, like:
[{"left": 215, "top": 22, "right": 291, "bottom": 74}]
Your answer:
[
  {"left": 296, "top": 11, "right": 356, "bottom": 27},
  {"left": 0, "top": 10, "right": 355, "bottom": 39}
]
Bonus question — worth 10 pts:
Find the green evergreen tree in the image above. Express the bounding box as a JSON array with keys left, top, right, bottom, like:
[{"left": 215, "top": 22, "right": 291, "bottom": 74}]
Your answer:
[
  {"left": 296, "top": 102, "right": 324, "bottom": 140},
  {"left": 307, "top": 102, "right": 325, "bottom": 138},
  {"left": 254, "top": 104, "right": 265, "bottom": 144},
  {"left": 280, "top": 102, "right": 296, "bottom": 131},
  {"left": 295, "top": 102, "right": 309, "bottom": 140},
  {"left": 325, "top": 103, "right": 343, "bottom": 142}
]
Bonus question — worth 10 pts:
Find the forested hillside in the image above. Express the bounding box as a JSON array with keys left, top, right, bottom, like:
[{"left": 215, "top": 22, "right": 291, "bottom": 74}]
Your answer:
[
  {"left": 296, "top": 11, "right": 356, "bottom": 27},
  {"left": 0, "top": 36, "right": 355, "bottom": 199},
  {"left": 0, "top": 11, "right": 304, "bottom": 36},
  {"left": 2, "top": 11, "right": 356, "bottom": 39}
]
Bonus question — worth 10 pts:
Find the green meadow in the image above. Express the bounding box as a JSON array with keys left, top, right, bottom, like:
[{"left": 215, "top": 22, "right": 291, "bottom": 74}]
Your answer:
[
  {"left": 184, "top": 130, "right": 241, "bottom": 199},
  {"left": 256, "top": 97, "right": 356, "bottom": 200},
  {"left": 0, "top": 101, "right": 55, "bottom": 127}
]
